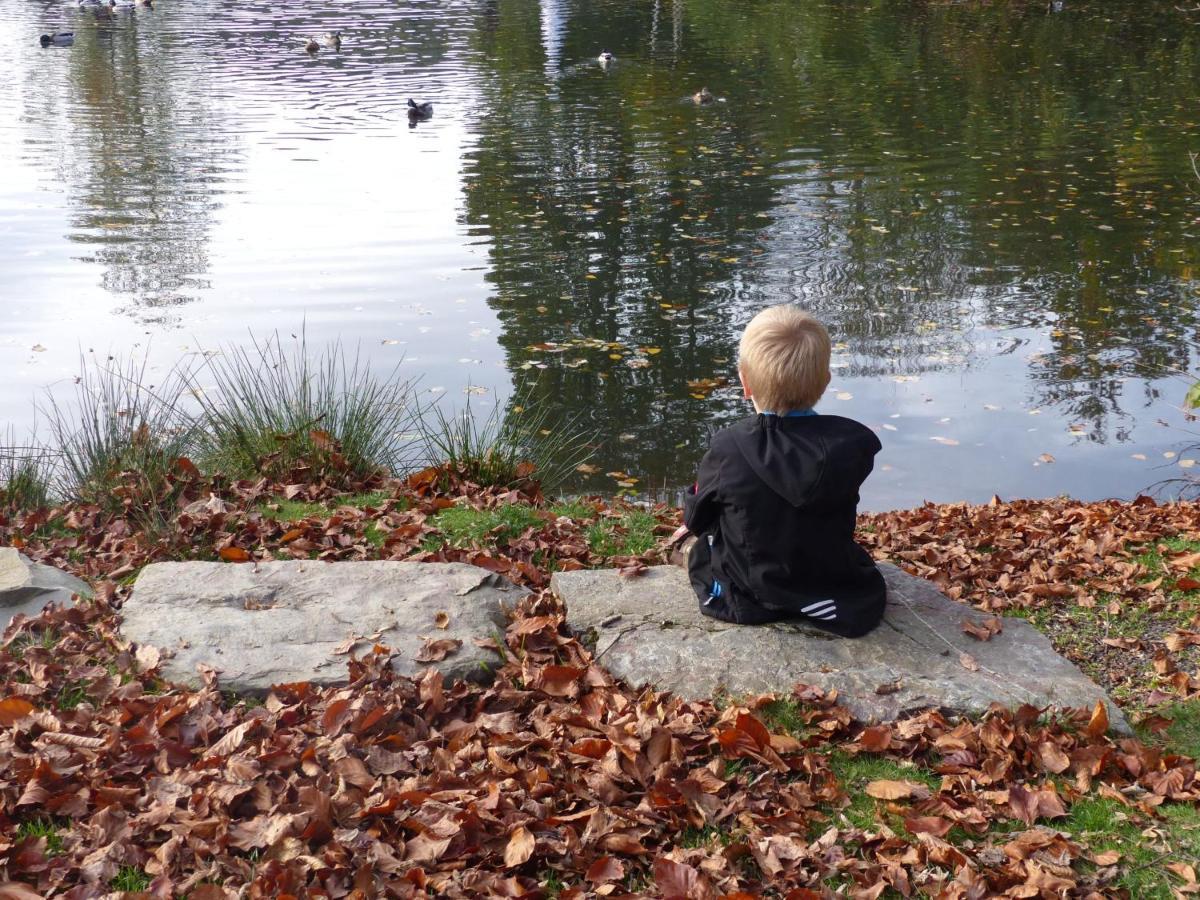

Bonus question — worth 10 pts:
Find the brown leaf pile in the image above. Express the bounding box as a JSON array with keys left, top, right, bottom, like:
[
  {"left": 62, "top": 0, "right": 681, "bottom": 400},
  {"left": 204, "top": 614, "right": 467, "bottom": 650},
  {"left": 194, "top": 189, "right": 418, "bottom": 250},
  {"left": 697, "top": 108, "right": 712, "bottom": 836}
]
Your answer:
[
  {"left": 1, "top": 484, "right": 1199, "bottom": 895},
  {"left": 861, "top": 496, "right": 1200, "bottom": 703},
  {"left": 0, "top": 589, "right": 1197, "bottom": 897}
]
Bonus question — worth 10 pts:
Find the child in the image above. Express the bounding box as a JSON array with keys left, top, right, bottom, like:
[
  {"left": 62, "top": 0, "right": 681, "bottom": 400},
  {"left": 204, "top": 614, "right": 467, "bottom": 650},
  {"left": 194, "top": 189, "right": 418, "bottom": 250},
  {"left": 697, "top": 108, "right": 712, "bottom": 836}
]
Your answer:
[{"left": 675, "top": 305, "right": 886, "bottom": 637}]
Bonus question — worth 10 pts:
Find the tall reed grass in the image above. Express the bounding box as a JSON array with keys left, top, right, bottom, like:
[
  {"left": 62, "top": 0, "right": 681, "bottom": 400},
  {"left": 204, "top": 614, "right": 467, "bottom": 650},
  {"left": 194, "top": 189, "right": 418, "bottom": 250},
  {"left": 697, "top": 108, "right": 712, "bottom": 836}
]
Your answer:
[
  {"left": 188, "top": 333, "right": 423, "bottom": 486},
  {"left": 419, "top": 386, "right": 593, "bottom": 492},
  {"left": 0, "top": 433, "right": 54, "bottom": 511},
  {"left": 42, "top": 353, "right": 201, "bottom": 529},
  {"left": 18, "top": 340, "right": 593, "bottom": 522}
]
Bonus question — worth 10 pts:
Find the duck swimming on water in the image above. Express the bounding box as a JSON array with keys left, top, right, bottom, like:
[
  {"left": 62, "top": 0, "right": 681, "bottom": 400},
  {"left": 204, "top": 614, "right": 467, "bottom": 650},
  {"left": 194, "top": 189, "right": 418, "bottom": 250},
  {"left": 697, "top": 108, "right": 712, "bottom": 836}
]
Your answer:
[
  {"left": 305, "top": 36, "right": 319, "bottom": 53},
  {"left": 407, "top": 98, "right": 433, "bottom": 119},
  {"left": 323, "top": 31, "right": 342, "bottom": 49},
  {"left": 598, "top": 49, "right": 614, "bottom": 64},
  {"left": 693, "top": 86, "right": 714, "bottom": 104},
  {"left": 39, "top": 32, "right": 74, "bottom": 46}
]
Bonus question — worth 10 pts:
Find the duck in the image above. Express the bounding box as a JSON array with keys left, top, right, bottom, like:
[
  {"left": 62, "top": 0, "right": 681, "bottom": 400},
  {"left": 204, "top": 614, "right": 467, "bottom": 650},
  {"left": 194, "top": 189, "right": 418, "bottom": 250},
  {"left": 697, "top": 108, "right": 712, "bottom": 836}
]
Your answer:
[
  {"left": 692, "top": 86, "right": 714, "bottom": 104},
  {"left": 597, "top": 49, "right": 614, "bottom": 64},
  {"left": 407, "top": 98, "right": 433, "bottom": 119},
  {"left": 323, "top": 31, "right": 342, "bottom": 50},
  {"left": 304, "top": 37, "right": 319, "bottom": 53},
  {"left": 39, "top": 32, "right": 75, "bottom": 46}
]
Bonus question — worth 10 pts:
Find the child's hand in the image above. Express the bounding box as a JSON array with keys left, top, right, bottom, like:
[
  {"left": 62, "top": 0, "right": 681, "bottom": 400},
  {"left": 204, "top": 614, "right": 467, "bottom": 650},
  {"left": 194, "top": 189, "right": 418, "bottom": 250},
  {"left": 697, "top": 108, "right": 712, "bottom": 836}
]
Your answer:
[{"left": 669, "top": 524, "right": 690, "bottom": 545}]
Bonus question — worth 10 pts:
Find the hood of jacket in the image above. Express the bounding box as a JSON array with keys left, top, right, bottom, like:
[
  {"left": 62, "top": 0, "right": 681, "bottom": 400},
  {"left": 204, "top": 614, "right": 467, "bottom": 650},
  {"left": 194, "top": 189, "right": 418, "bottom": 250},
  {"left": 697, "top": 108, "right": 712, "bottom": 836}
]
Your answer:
[{"left": 729, "top": 413, "right": 880, "bottom": 508}]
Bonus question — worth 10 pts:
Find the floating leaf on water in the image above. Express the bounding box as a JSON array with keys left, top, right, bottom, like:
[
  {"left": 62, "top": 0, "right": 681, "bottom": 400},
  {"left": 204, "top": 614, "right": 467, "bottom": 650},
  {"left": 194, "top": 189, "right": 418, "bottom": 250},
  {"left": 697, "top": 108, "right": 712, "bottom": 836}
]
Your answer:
[
  {"left": 835, "top": 392, "right": 854, "bottom": 401},
  {"left": 930, "top": 436, "right": 959, "bottom": 446},
  {"left": 1131, "top": 453, "right": 1147, "bottom": 460},
  {"left": 1165, "top": 451, "right": 1178, "bottom": 459},
  {"left": 31, "top": 344, "right": 46, "bottom": 352},
  {"left": 1180, "top": 459, "right": 1196, "bottom": 469},
  {"left": 576, "top": 463, "right": 600, "bottom": 474},
  {"left": 1038, "top": 453, "right": 1056, "bottom": 464}
]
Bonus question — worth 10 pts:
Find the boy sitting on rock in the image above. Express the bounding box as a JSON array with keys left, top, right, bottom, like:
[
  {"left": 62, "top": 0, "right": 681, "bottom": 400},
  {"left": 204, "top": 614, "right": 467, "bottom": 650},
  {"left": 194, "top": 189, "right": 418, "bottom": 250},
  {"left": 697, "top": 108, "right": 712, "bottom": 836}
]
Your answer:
[{"left": 672, "top": 305, "right": 886, "bottom": 636}]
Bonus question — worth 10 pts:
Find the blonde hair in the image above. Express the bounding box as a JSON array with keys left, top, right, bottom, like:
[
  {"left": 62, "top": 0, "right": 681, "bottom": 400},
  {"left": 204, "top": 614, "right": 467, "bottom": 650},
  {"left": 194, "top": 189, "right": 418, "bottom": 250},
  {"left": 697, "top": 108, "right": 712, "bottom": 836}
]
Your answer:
[{"left": 738, "top": 305, "right": 831, "bottom": 412}]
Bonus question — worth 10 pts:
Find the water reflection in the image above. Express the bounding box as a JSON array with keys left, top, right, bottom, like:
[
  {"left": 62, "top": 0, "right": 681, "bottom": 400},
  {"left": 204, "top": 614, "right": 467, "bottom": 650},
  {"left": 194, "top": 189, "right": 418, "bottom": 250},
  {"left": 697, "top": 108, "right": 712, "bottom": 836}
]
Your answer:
[
  {"left": 459, "top": 0, "right": 1200, "bottom": 493},
  {"left": 2, "top": 0, "right": 1199, "bottom": 506}
]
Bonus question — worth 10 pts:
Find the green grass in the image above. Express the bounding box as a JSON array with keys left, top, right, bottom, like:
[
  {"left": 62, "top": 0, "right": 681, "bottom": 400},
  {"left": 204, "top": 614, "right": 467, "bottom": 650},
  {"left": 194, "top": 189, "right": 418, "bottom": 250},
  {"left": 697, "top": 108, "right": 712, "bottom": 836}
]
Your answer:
[
  {"left": 8, "top": 628, "right": 60, "bottom": 660},
  {"left": 1149, "top": 700, "right": 1200, "bottom": 758},
  {"left": 1060, "top": 797, "right": 1200, "bottom": 898},
  {"left": 15, "top": 818, "right": 64, "bottom": 855},
  {"left": 757, "top": 698, "right": 809, "bottom": 737},
  {"left": 677, "top": 823, "right": 737, "bottom": 849},
  {"left": 110, "top": 866, "right": 151, "bottom": 893},
  {"left": 539, "top": 870, "right": 566, "bottom": 897},
  {"left": 258, "top": 490, "right": 397, "bottom": 523},
  {"left": 57, "top": 681, "right": 90, "bottom": 711},
  {"left": 585, "top": 509, "right": 658, "bottom": 558},
  {"left": 827, "top": 752, "right": 940, "bottom": 832},
  {"left": 427, "top": 504, "right": 546, "bottom": 548},
  {"left": 548, "top": 499, "right": 597, "bottom": 521}
]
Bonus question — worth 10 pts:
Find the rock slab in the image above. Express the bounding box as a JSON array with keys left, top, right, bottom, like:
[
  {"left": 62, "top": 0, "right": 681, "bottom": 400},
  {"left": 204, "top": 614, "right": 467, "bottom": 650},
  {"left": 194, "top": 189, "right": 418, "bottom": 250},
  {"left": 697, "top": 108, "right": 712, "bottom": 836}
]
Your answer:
[
  {"left": 1, "top": 547, "right": 92, "bottom": 630},
  {"left": 122, "top": 560, "right": 525, "bottom": 694},
  {"left": 552, "top": 564, "right": 1129, "bottom": 733}
]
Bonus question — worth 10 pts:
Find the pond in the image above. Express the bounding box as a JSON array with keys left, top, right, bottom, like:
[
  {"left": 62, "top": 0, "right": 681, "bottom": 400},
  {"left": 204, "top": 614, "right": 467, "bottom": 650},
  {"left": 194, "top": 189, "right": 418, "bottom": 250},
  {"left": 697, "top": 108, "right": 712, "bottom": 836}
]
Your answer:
[{"left": 2, "top": 0, "right": 1199, "bottom": 511}]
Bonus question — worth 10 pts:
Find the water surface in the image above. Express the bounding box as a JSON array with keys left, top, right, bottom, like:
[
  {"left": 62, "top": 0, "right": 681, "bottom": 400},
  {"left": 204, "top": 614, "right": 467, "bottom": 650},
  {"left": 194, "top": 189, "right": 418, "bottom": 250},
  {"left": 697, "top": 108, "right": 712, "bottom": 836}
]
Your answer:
[{"left": 2, "top": 0, "right": 1199, "bottom": 509}]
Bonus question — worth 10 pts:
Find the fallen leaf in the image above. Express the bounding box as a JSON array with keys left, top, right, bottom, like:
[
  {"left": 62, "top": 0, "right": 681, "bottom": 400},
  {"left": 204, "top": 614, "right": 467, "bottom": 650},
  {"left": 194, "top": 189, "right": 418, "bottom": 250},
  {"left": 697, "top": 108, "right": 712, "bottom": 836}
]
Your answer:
[
  {"left": 959, "top": 652, "right": 980, "bottom": 672},
  {"left": 865, "top": 779, "right": 928, "bottom": 800},
  {"left": 415, "top": 637, "right": 462, "bottom": 663},
  {"left": 0, "top": 697, "right": 35, "bottom": 726},
  {"left": 504, "top": 825, "right": 535, "bottom": 867}
]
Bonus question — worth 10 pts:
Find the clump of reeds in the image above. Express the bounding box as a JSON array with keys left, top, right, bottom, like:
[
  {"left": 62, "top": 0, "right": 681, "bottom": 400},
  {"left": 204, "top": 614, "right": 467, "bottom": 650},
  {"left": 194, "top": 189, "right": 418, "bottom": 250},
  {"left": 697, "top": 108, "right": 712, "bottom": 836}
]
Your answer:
[
  {"left": 188, "top": 332, "right": 422, "bottom": 487},
  {"left": 42, "top": 353, "right": 202, "bottom": 530},
  {"left": 0, "top": 433, "right": 54, "bottom": 512},
  {"left": 418, "top": 384, "right": 594, "bottom": 494}
]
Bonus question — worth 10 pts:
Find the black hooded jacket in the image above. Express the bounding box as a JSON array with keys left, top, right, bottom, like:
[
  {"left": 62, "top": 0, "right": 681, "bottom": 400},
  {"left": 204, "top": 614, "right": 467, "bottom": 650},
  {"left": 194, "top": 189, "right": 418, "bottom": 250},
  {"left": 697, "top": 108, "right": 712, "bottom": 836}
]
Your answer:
[{"left": 682, "top": 412, "right": 886, "bottom": 637}]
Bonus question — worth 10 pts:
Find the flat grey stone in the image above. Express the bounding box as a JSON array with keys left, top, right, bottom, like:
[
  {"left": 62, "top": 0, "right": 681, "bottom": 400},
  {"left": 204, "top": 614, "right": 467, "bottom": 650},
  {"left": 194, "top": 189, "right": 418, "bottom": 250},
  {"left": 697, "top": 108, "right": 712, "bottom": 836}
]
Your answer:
[
  {"left": 122, "top": 561, "right": 524, "bottom": 694},
  {"left": 1, "top": 547, "right": 92, "bottom": 630},
  {"left": 552, "top": 564, "right": 1129, "bottom": 734}
]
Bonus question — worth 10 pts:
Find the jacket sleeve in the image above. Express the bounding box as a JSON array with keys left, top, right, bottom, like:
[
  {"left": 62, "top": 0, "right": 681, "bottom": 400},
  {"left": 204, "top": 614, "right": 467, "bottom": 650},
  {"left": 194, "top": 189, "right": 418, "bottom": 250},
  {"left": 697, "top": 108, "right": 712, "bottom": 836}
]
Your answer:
[{"left": 682, "top": 445, "right": 722, "bottom": 536}]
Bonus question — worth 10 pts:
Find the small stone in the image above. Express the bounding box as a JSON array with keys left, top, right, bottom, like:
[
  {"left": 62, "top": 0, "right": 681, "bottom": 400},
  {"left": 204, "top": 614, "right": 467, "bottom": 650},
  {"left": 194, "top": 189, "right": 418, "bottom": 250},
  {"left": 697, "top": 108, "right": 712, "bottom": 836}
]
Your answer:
[
  {"left": 0, "top": 547, "right": 92, "bottom": 629},
  {"left": 551, "top": 564, "right": 1130, "bottom": 734},
  {"left": 122, "top": 561, "right": 525, "bottom": 695}
]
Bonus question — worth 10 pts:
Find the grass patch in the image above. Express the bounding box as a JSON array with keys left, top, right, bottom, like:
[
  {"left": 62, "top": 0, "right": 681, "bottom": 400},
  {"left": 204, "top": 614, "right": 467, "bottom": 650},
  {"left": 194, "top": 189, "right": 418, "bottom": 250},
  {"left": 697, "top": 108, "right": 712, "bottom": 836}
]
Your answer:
[
  {"left": 427, "top": 503, "right": 545, "bottom": 548},
  {"left": 110, "top": 866, "right": 151, "bottom": 893},
  {"left": 1147, "top": 699, "right": 1200, "bottom": 758},
  {"left": 677, "top": 823, "right": 736, "bottom": 849},
  {"left": 827, "top": 752, "right": 939, "bottom": 832},
  {"left": 191, "top": 332, "right": 420, "bottom": 485},
  {"left": 257, "top": 491, "right": 397, "bottom": 523},
  {"left": 586, "top": 509, "right": 658, "bottom": 558},
  {"left": 15, "top": 818, "right": 64, "bottom": 855},
  {"left": 757, "top": 698, "right": 809, "bottom": 737},
  {"left": 1062, "top": 797, "right": 1200, "bottom": 898},
  {"left": 418, "top": 388, "right": 592, "bottom": 492},
  {"left": 57, "top": 681, "right": 90, "bottom": 711},
  {"left": 549, "top": 499, "right": 597, "bottom": 521},
  {"left": 7, "top": 628, "right": 60, "bottom": 661}
]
